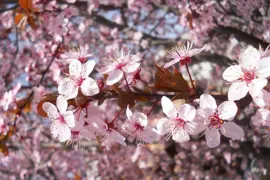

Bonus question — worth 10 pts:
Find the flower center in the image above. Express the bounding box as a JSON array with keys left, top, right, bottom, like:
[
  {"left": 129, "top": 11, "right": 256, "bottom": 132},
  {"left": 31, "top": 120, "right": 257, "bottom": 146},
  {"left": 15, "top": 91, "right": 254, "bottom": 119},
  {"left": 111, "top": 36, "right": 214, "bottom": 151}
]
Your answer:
[
  {"left": 242, "top": 70, "right": 256, "bottom": 84},
  {"left": 180, "top": 57, "right": 192, "bottom": 66},
  {"left": 78, "top": 57, "right": 87, "bottom": 63},
  {"left": 76, "top": 77, "right": 85, "bottom": 86},
  {"left": 115, "top": 63, "right": 126, "bottom": 70},
  {"left": 209, "top": 113, "right": 224, "bottom": 129},
  {"left": 58, "top": 115, "right": 66, "bottom": 124},
  {"left": 174, "top": 117, "right": 186, "bottom": 129},
  {"left": 134, "top": 123, "right": 144, "bottom": 132}
]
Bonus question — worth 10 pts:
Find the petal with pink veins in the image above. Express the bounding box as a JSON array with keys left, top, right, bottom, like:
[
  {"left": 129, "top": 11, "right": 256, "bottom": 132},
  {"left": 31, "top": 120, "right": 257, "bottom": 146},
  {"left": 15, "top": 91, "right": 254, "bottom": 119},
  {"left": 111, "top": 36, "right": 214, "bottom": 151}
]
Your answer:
[
  {"left": 222, "top": 65, "right": 243, "bottom": 82},
  {"left": 161, "top": 96, "right": 177, "bottom": 119},
  {"left": 69, "top": 60, "right": 82, "bottom": 77},
  {"left": 205, "top": 128, "right": 220, "bottom": 148},
  {"left": 217, "top": 101, "right": 237, "bottom": 121},
  {"left": 80, "top": 77, "right": 99, "bottom": 96},
  {"left": 106, "top": 69, "right": 123, "bottom": 85},
  {"left": 228, "top": 81, "right": 248, "bottom": 101},
  {"left": 178, "top": 104, "right": 196, "bottom": 122},
  {"left": 200, "top": 94, "right": 217, "bottom": 110},
  {"left": 81, "top": 60, "right": 95, "bottom": 78},
  {"left": 239, "top": 46, "right": 260, "bottom": 70},
  {"left": 220, "top": 122, "right": 244, "bottom": 139}
]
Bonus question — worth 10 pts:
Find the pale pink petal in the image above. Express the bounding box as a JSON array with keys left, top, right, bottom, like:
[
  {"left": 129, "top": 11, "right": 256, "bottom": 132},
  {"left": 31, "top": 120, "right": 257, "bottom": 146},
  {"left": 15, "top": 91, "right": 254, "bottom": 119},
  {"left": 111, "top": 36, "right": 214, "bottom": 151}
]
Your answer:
[
  {"left": 161, "top": 96, "right": 177, "bottom": 119},
  {"left": 98, "top": 65, "right": 115, "bottom": 74},
  {"left": 251, "top": 89, "right": 270, "bottom": 107},
  {"left": 188, "top": 44, "right": 206, "bottom": 56},
  {"left": 220, "top": 122, "right": 244, "bottom": 139},
  {"left": 172, "top": 128, "right": 190, "bottom": 143},
  {"left": 42, "top": 102, "right": 58, "bottom": 119},
  {"left": 185, "top": 120, "right": 206, "bottom": 135},
  {"left": 56, "top": 95, "right": 67, "bottom": 114},
  {"left": 63, "top": 111, "right": 75, "bottom": 128},
  {"left": 177, "top": 104, "right": 196, "bottom": 122},
  {"left": 58, "top": 78, "right": 76, "bottom": 95},
  {"left": 108, "top": 130, "right": 126, "bottom": 146},
  {"left": 50, "top": 122, "right": 71, "bottom": 142},
  {"left": 140, "top": 126, "right": 159, "bottom": 143},
  {"left": 205, "top": 128, "right": 220, "bottom": 148},
  {"left": 122, "top": 62, "right": 140, "bottom": 73},
  {"left": 257, "top": 57, "right": 270, "bottom": 78},
  {"left": 239, "top": 46, "right": 260, "bottom": 70},
  {"left": 126, "top": 105, "right": 133, "bottom": 120},
  {"left": 248, "top": 78, "right": 267, "bottom": 96},
  {"left": 199, "top": 94, "right": 217, "bottom": 110},
  {"left": 106, "top": 69, "right": 123, "bottom": 85},
  {"left": 132, "top": 112, "right": 148, "bottom": 126},
  {"left": 228, "top": 81, "right": 248, "bottom": 101},
  {"left": 63, "top": 87, "right": 78, "bottom": 100},
  {"left": 69, "top": 60, "right": 82, "bottom": 77},
  {"left": 251, "top": 108, "right": 270, "bottom": 127},
  {"left": 217, "top": 101, "right": 237, "bottom": 121},
  {"left": 80, "top": 77, "right": 99, "bottom": 96},
  {"left": 81, "top": 60, "right": 95, "bottom": 78},
  {"left": 156, "top": 118, "right": 171, "bottom": 135},
  {"left": 222, "top": 65, "right": 243, "bottom": 82},
  {"left": 80, "top": 128, "right": 95, "bottom": 140},
  {"left": 164, "top": 58, "right": 180, "bottom": 68}
]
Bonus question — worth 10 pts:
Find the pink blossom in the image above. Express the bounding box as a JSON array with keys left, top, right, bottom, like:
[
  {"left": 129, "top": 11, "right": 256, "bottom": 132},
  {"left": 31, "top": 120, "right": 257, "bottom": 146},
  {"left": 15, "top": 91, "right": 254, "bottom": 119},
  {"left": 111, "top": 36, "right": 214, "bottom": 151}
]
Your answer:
[
  {"left": 58, "top": 60, "right": 99, "bottom": 99},
  {"left": 0, "top": 83, "right": 21, "bottom": 111},
  {"left": 252, "top": 89, "right": 270, "bottom": 108},
  {"left": 157, "top": 96, "right": 199, "bottom": 143},
  {"left": 98, "top": 47, "right": 141, "bottom": 85},
  {"left": 122, "top": 106, "right": 159, "bottom": 143},
  {"left": 60, "top": 45, "right": 92, "bottom": 64},
  {"left": 164, "top": 41, "right": 206, "bottom": 68},
  {"left": 42, "top": 96, "right": 75, "bottom": 142},
  {"left": 196, "top": 94, "right": 244, "bottom": 148},
  {"left": 0, "top": 118, "right": 8, "bottom": 135},
  {"left": 84, "top": 104, "right": 126, "bottom": 149},
  {"left": 251, "top": 108, "right": 270, "bottom": 127},
  {"left": 223, "top": 46, "right": 270, "bottom": 101}
]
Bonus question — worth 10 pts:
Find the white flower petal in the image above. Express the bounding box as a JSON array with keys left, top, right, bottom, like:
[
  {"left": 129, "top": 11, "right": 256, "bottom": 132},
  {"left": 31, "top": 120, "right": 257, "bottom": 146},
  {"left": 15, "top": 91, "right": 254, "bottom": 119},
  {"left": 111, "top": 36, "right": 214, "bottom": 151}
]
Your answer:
[
  {"left": 122, "top": 62, "right": 140, "bottom": 73},
  {"left": 69, "top": 60, "right": 82, "bottom": 77},
  {"left": 172, "top": 128, "right": 190, "bottom": 143},
  {"left": 257, "top": 57, "right": 270, "bottom": 78},
  {"left": 185, "top": 120, "right": 206, "bottom": 135},
  {"left": 218, "top": 101, "right": 237, "bottom": 121},
  {"left": 56, "top": 95, "right": 67, "bottom": 114},
  {"left": 132, "top": 112, "right": 148, "bottom": 127},
  {"left": 140, "top": 126, "right": 159, "bottom": 143},
  {"left": 106, "top": 69, "right": 123, "bottom": 85},
  {"left": 98, "top": 65, "right": 115, "bottom": 74},
  {"left": 199, "top": 94, "right": 217, "bottom": 110},
  {"left": 239, "top": 46, "right": 260, "bottom": 70},
  {"left": 228, "top": 81, "right": 248, "bottom": 101},
  {"left": 126, "top": 105, "right": 133, "bottom": 120},
  {"left": 249, "top": 78, "right": 267, "bottom": 97},
  {"left": 164, "top": 59, "right": 180, "bottom": 68},
  {"left": 161, "top": 96, "right": 177, "bottom": 119},
  {"left": 80, "top": 78, "right": 99, "bottom": 96},
  {"left": 50, "top": 122, "right": 71, "bottom": 142},
  {"left": 58, "top": 78, "right": 76, "bottom": 95},
  {"left": 81, "top": 60, "right": 95, "bottom": 78},
  {"left": 178, "top": 104, "right": 196, "bottom": 122},
  {"left": 252, "top": 89, "right": 270, "bottom": 108},
  {"left": 156, "top": 118, "right": 171, "bottom": 135},
  {"left": 205, "top": 128, "right": 220, "bottom": 148},
  {"left": 222, "top": 65, "right": 243, "bottom": 82},
  {"left": 108, "top": 130, "right": 126, "bottom": 146},
  {"left": 63, "top": 111, "right": 75, "bottom": 128},
  {"left": 220, "top": 122, "right": 244, "bottom": 139},
  {"left": 42, "top": 102, "right": 58, "bottom": 119}
]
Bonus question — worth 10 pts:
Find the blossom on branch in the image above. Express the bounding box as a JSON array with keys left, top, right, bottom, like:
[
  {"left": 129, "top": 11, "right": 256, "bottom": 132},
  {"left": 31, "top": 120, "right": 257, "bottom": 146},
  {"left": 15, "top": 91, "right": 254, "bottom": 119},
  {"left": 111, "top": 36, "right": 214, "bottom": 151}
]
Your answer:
[
  {"left": 122, "top": 106, "right": 159, "bottom": 144},
  {"left": 42, "top": 96, "right": 75, "bottom": 142},
  {"left": 223, "top": 46, "right": 270, "bottom": 101},
  {"left": 58, "top": 60, "right": 99, "bottom": 99},
  {"left": 98, "top": 47, "right": 141, "bottom": 85},
  {"left": 196, "top": 94, "right": 244, "bottom": 148},
  {"left": 61, "top": 45, "right": 92, "bottom": 64},
  {"left": 164, "top": 41, "right": 206, "bottom": 68},
  {"left": 157, "top": 96, "right": 200, "bottom": 143}
]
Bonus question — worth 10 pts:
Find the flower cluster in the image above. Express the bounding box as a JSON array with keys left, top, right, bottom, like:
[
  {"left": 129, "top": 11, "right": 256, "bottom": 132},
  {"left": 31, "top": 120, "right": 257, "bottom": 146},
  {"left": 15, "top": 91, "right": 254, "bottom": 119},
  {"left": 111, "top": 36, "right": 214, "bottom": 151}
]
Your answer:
[{"left": 41, "top": 44, "right": 270, "bottom": 149}]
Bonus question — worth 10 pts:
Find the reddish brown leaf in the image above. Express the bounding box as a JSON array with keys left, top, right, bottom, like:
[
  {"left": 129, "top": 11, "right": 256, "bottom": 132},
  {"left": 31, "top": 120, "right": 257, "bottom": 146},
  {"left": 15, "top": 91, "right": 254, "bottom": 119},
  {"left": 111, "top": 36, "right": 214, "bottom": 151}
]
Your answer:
[
  {"left": 19, "top": 0, "right": 33, "bottom": 10},
  {"left": 0, "top": 143, "right": 9, "bottom": 156},
  {"left": 154, "top": 65, "right": 190, "bottom": 94},
  {"left": 15, "top": 13, "right": 28, "bottom": 30}
]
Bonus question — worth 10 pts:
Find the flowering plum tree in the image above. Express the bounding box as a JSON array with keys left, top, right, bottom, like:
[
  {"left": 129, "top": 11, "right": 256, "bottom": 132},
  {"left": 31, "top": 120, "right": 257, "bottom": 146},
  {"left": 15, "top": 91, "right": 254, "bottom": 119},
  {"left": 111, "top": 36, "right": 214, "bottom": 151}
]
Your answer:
[{"left": 1, "top": 0, "right": 270, "bottom": 179}]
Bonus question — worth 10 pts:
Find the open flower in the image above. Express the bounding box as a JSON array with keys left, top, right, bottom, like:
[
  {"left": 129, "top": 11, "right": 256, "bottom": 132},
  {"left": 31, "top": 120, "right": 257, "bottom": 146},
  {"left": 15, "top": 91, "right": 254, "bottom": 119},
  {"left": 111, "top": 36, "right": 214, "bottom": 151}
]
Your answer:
[
  {"left": 196, "top": 94, "right": 244, "bottom": 148},
  {"left": 58, "top": 60, "right": 99, "bottom": 99},
  {"left": 98, "top": 47, "right": 141, "bottom": 85},
  {"left": 251, "top": 108, "right": 270, "bottom": 127},
  {"left": 42, "top": 96, "right": 75, "bottom": 142},
  {"left": 157, "top": 96, "right": 199, "bottom": 143},
  {"left": 164, "top": 41, "right": 206, "bottom": 68},
  {"left": 223, "top": 46, "right": 270, "bottom": 101},
  {"left": 61, "top": 45, "right": 92, "bottom": 64},
  {"left": 122, "top": 106, "right": 159, "bottom": 144}
]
